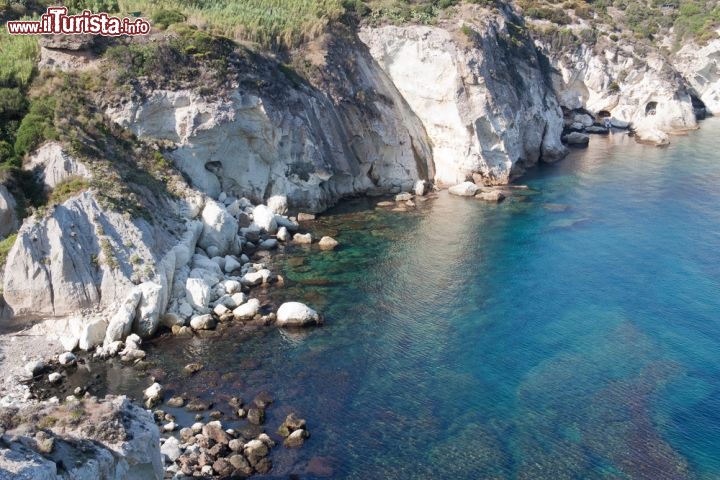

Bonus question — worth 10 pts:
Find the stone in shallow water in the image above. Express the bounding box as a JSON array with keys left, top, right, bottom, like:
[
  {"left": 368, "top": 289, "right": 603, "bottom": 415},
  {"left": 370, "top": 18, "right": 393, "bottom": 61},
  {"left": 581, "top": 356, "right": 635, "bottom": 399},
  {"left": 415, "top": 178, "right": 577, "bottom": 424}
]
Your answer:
[
  {"left": 562, "top": 132, "right": 590, "bottom": 146},
  {"left": 167, "top": 396, "right": 185, "bottom": 408},
  {"left": 57, "top": 352, "right": 76, "bottom": 366},
  {"left": 186, "top": 398, "right": 212, "bottom": 412},
  {"left": 247, "top": 408, "right": 265, "bottom": 425},
  {"left": 449, "top": 182, "right": 479, "bottom": 197},
  {"left": 284, "top": 428, "right": 309, "bottom": 448},
  {"left": 318, "top": 236, "right": 339, "bottom": 250},
  {"left": 475, "top": 190, "right": 505, "bottom": 202},
  {"left": 190, "top": 314, "right": 216, "bottom": 331},
  {"left": 253, "top": 391, "right": 274, "bottom": 409},
  {"left": 143, "top": 382, "right": 163, "bottom": 408},
  {"left": 184, "top": 363, "right": 204, "bottom": 375},
  {"left": 233, "top": 298, "right": 260, "bottom": 320},
  {"left": 228, "top": 454, "right": 253, "bottom": 476},
  {"left": 276, "top": 302, "right": 321, "bottom": 328},
  {"left": 293, "top": 233, "right": 313, "bottom": 244},
  {"left": 395, "top": 192, "right": 413, "bottom": 202}
]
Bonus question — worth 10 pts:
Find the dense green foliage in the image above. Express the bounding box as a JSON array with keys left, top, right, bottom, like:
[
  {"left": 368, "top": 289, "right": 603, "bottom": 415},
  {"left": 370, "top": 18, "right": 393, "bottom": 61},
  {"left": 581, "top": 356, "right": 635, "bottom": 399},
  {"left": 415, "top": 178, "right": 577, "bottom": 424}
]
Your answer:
[
  {"left": 0, "top": 232, "right": 17, "bottom": 269},
  {"left": 14, "top": 96, "right": 58, "bottom": 158},
  {"left": 0, "top": 31, "right": 39, "bottom": 166},
  {"left": 113, "top": 0, "right": 347, "bottom": 49},
  {"left": 520, "top": 0, "right": 720, "bottom": 44}
]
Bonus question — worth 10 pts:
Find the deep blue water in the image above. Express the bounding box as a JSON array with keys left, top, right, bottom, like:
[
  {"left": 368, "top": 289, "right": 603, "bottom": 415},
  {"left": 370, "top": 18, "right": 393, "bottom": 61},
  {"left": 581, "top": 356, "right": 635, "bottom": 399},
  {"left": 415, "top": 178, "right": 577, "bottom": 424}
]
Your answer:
[{"left": 136, "top": 120, "right": 720, "bottom": 478}]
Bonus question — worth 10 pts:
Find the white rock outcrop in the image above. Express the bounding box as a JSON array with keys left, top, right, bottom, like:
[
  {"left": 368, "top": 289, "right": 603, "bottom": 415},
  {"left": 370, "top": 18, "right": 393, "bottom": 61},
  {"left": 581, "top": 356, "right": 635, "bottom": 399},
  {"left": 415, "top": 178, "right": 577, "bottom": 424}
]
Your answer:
[
  {"left": 0, "top": 396, "right": 163, "bottom": 480},
  {"left": 537, "top": 35, "right": 698, "bottom": 144},
  {"left": 23, "top": 142, "right": 91, "bottom": 189},
  {"left": 675, "top": 38, "right": 720, "bottom": 115},
  {"left": 106, "top": 35, "right": 435, "bottom": 213},
  {"left": 0, "top": 184, "right": 18, "bottom": 239},
  {"left": 360, "top": 9, "right": 567, "bottom": 186}
]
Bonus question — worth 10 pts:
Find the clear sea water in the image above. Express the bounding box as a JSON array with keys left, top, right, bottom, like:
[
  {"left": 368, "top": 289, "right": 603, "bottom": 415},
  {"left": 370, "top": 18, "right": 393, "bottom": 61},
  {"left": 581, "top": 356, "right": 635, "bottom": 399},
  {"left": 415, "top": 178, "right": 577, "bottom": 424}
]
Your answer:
[{"left": 112, "top": 119, "right": 720, "bottom": 478}]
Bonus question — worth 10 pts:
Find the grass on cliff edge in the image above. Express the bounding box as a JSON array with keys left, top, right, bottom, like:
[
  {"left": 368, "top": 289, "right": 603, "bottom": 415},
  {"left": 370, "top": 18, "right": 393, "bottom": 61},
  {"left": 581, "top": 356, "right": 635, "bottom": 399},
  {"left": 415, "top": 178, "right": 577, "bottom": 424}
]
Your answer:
[
  {"left": 107, "top": 0, "right": 483, "bottom": 48},
  {"left": 115, "top": 0, "right": 347, "bottom": 48}
]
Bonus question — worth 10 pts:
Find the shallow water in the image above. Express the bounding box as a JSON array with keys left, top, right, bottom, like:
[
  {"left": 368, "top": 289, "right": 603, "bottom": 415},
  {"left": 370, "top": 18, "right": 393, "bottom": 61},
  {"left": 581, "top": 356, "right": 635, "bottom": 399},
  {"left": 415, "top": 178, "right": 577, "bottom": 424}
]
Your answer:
[{"left": 109, "top": 121, "right": 720, "bottom": 478}]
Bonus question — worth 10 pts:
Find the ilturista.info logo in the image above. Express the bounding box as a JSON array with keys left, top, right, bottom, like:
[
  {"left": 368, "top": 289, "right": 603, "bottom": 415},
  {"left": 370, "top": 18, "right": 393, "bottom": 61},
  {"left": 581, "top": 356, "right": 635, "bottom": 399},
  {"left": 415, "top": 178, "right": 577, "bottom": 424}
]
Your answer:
[{"left": 6, "top": 6, "right": 150, "bottom": 36}]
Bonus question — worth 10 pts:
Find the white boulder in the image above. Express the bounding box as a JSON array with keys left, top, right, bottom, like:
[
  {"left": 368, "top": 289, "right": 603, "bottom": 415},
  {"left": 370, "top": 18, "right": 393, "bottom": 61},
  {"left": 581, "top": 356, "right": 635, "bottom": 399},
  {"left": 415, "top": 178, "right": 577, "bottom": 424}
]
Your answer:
[
  {"left": 233, "top": 298, "right": 260, "bottom": 320},
  {"left": 277, "top": 226, "right": 290, "bottom": 242},
  {"left": 293, "top": 233, "right": 313, "bottom": 244},
  {"left": 318, "top": 236, "right": 339, "bottom": 250},
  {"left": 448, "top": 182, "right": 479, "bottom": 197},
  {"left": 266, "top": 195, "right": 288, "bottom": 215},
  {"left": 190, "top": 314, "right": 216, "bottom": 330},
  {"left": 186, "top": 278, "right": 212, "bottom": 310},
  {"left": 104, "top": 287, "right": 142, "bottom": 345},
  {"left": 79, "top": 318, "right": 108, "bottom": 351},
  {"left": 276, "top": 302, "right": 321, "bottom": 328},
  {"left": 252, "top": 205, "right": 278, "bottom": 234},
  {"left": 133, "top": 281, "right": 163, "bottom": 338},
  {"left": 198, "top": 200, "right": 240, "bottom": 256}
]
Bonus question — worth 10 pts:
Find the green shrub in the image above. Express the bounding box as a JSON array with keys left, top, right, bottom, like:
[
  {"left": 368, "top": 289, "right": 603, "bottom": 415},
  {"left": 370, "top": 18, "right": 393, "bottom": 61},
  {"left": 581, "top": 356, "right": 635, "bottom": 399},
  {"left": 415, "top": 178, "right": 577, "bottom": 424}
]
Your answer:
[
  {"left": 48, "top": 176, "right": 90, "bottom": 204},
  {"left": 152, "top": 9, "right": 186, "bottom": 29},
  {"left": 0, "top": 31, "right": 39, "bottom": 89},
  {"left": 64, "top": 0, "right": 120, "bottom": 13},
  {"left": 525, "top": 6, "right": 572, "bottom": 24},
  {"left": 0, "top": 88, "right": 27, "bottom": 119},
  {"left": 14, "top": 96, "right": 58, "bottom": 158},
  {"left": 0, "top": 233, "right": 17, "bottom": 269}
]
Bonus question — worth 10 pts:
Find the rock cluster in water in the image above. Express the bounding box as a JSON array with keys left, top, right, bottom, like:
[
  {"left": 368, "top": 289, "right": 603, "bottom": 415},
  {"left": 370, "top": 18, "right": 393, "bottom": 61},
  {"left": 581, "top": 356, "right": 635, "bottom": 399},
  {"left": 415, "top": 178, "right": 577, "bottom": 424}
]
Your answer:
[{"left": 153, "top": 390, "right": 310, "bottom": 478}]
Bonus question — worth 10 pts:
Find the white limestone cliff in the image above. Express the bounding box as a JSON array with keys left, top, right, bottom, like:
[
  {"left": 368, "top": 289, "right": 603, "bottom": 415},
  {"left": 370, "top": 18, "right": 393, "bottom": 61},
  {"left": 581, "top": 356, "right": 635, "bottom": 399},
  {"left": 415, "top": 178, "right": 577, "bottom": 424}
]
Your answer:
[{"left": 360, "top": 8, "right": 567, "bottom": 185}]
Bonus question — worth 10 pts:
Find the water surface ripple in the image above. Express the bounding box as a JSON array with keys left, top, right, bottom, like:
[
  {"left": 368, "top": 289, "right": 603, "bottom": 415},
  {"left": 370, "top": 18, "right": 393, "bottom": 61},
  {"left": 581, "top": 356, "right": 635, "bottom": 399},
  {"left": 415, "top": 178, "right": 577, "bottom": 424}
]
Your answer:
[{"left": 131, "top": 121, "right": 720, "bottom": 478}]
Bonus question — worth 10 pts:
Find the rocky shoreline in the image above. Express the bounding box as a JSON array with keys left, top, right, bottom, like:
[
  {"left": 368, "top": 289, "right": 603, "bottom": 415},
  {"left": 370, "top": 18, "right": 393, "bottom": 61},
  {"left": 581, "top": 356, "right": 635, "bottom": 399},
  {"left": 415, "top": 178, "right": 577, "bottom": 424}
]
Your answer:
[{"left": 0, "top": 185, "right": 441, "bottom": 479}]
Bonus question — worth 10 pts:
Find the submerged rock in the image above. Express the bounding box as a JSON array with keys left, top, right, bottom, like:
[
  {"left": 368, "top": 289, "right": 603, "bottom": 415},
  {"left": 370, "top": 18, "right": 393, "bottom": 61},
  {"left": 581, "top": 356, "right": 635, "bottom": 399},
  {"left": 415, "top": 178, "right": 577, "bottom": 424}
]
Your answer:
[
  {"left": 284, "top": 428, "right": 309, "bottom": 448},
  {"left": 278, "top": 413, "right": 307, "bottom": 437},
  {"left": 476, "top": 190, "right": 506, "bottom": 203}
]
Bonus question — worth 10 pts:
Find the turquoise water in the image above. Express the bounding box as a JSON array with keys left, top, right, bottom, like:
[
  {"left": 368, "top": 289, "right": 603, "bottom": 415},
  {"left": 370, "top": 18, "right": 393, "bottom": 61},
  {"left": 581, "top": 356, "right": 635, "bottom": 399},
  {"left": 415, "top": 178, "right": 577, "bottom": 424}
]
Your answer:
[{"left": 144, "top": 120, "right": 720, "bottom": 478}]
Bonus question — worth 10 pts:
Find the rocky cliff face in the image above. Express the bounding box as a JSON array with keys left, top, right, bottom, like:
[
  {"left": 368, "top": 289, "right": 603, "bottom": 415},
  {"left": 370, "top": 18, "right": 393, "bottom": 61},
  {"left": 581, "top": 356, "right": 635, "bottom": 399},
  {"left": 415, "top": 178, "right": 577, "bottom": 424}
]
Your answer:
[
  {"left": 2, "top": 6, "right": 717, "bottom": 333},
  {"left": 105, "top": 8, "right": 567, "bottom": 203},
  {"left": 674, "top": 38, "right": 720, "bottom": 115},
  {"left": 360, "top": 7, "right": 567, "bottom": 185},
  {"left": 534, "top": 30, "right": 701, "bottom": 144},
  {"left": 0, "top": 185, "right": 18, "bottom": 239},
  {"left": 0, "top": 395, "right": 163, "bottom": 480},
  {"left": 106, "top": 31, "right": 434, "bottom": 214}
]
